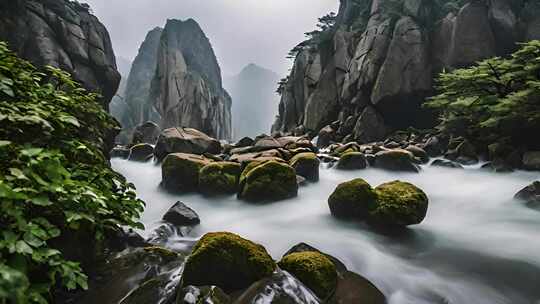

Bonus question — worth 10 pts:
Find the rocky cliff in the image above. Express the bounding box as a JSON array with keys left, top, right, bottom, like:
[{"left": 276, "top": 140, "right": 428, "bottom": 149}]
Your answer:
[
  {"left": 151, "top": 19, "right": 232, "bottom": 140},
  {"left": 0, "top": 0, "right": 120, "bottom": 107},
  {"left": 272, "top": 0, "right": 540, "bottom": 144},
  {"left": 224, "top": 64, "right": 280, "bottom": 140}
]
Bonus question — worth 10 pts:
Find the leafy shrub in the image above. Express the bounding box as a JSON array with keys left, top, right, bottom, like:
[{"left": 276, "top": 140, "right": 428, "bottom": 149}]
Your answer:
[
  {"left": 0, "top": 42, "right": 144, "bottom": 303},
  {"left": 426, "top": 40, "right": 540, "bottom": 149}
]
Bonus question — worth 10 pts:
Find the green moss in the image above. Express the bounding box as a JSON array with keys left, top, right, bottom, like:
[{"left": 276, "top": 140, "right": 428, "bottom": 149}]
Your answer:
[
  {"left": 161, "top": 153, "right": 212, "bottom": 192},
  {"left": 278, "top": 251, "right": 337, "bottom": 299},
  {"left": 143, "top": 246, "right": 179, "bottom": 262},
  {"left": 239, "top": 161, "right": 298, "bottom": 202},
  {"left": 336, "top": 152, "right": 367, "bottom": 170},
  {"left": 182, "top": 232, "right": 276, "bottom": 292},
  {"left": 328, "top": 178, "right": 377, "bottom": 219},
  {"left": 371, "top": 181, "right": 429, "bottom": 227},
  {"left": 199, "top": 161, "right": 241, "bottom": 195},
  {"left": 290, "top": 152, "right": 320, "bottom": 182}
]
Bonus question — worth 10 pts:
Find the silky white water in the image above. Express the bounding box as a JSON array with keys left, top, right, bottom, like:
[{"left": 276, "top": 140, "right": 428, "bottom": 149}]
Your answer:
[{"left": 112, "top": 158, "right": 540, "bottom": 304}]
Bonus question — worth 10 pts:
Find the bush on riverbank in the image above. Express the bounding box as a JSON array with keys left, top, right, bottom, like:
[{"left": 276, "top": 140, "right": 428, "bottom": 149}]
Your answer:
[{"left": 0, "top": 42, "right": 144, "bottom": 303}]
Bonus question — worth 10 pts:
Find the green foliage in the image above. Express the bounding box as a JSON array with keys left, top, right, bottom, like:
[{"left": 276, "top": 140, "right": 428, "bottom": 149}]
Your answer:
[
  {"left": 426, "top": 40, "right": 540, "bottom": 148},
  {"left": 0, "top": 42, "right": 144, "bottom": 303}
]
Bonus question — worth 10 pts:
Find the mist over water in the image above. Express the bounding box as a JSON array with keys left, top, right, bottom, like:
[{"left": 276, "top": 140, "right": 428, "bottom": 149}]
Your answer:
[{"left": 112, "top": 159, "right": 540, "bottom": 304}]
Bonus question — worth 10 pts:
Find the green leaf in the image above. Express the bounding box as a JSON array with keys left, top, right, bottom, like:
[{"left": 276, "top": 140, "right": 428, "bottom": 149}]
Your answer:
[
  {"left": 0, "top": 140, "right": 11, "bottom": 147},
  {"left": 9, "top": 168, "right": 28, "bottom": 180},
  {"left": 30, "top": 195, "right": 52, "bottom": 207},
  {"left": 58, "top": 114, "right": 80, "bottom": 127},
  {"left": 15, "top": 241, "right": 33, "bottom": 254},
  {"left": 21, "top": 148, "right": 43, "bottom": 157}
]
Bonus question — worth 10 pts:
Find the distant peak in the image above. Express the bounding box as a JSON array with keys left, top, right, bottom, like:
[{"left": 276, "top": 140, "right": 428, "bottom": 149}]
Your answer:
[{"left": 239, "top": 63, "right": 277, "bottom": 77}]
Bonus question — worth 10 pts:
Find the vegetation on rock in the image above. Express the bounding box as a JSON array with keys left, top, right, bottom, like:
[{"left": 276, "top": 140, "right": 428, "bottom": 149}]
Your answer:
[
  {"left": 199, "top": 161, "right": 241, "bottom": 195},
  {"left": 328, "top": 178, "right": 378, "bottom": 219},
  {"left": 0, "top": 42, "right": 144, "bottom": 303},
  {"left": 372, "top": 181, "right": 429, "bottom": 227},
  {"left": 161, "top": 153, "right": 212, "bottom": 192},
  {"left": 278, "top": 251, "right": 337, "bottom": 299},
  {"left": 239, "top": 161, "right": 298, "bottom": 202},
  {"left": 182, "top": 232, "right": 276, "bottom": 292},
  {"left": 289, "top": 152, "right": 320, "bottom": 182}
]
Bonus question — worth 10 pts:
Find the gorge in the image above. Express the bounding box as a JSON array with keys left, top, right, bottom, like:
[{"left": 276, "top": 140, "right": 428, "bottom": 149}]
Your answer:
[{"left": 1, "top": 0, "right": 540, "bottom": 304}]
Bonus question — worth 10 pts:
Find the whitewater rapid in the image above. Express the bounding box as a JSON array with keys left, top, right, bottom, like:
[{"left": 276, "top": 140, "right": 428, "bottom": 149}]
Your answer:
[{"left": 112, "top": 158, "right": 540, "bottom": 304}]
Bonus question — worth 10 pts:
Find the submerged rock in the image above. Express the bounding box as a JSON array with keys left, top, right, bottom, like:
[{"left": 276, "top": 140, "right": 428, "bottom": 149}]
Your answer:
[
  {"left": 238, "top": 161, "right": 298, "bottom": 203},
  {"left": 161, "top": 153, "right": 213, "bottom": 192},
  {"left": 278, "top": 251, "right": 337, "bottom": 299},
  {"left": 162, "top": 201, "right": 200, "bottom": 227},
  {"left": 514, "top": 181, "right": 540, "bottom": 209},
  {"left": 336, "top": 152, "right": 367, "bottom": 170},
  {"left": 290, "top": 152, "right": 320, "bottom": 182},
  {"left": 129, "top": 143, "right": 154, "bottom": 162},
  {"left": 199, "top": 161, "right": 241, "bottom": 195},
  {"left": 154, "top": 127, "right": 221, "bottom": 161},
  {"left": 328, "top": 178, "right": 377, "bottom": 219},
  {"left": 371, "top": 180, "right": 429, "bottom": 227},
  {"left": 374, "top": 149, "right": 420, "bottom": 172},
  {"left": 182, "top": 232, "right": 276, "bottom": 292}
]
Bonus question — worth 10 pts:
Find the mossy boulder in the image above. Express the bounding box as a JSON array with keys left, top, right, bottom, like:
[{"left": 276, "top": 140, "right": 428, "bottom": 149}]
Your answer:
[
  {"left": 290, "top": 152, "right": 320, "bottom": 182},
  {"left": 374, "top": 150, "right": 419, "bottom": 172},
  {"left": 328, "top": 178, "right": 378, "bottom": 219},
  {"left": 278, "top": 251, "right": 337, "bottom": 299},
  {"left": 239, "top": 161, "right": 298, "bottom": 202},
  {"left": 182, "top": 232, "right": 276, "bottom": 292},
  {"left": 371, "top": 181, "right": 429, "bottom": 227},
  {"left": 199, "top": 161, "right": 241, "bottom": 195},
  {"left": 129, "top": 143, "right": 154, "bottom": 162},
  {"left": 336, "top": 152, "right": 367, "bottom": 170},
  {"left": 161, "top": 153, "right": 213, "bottom": 192}
]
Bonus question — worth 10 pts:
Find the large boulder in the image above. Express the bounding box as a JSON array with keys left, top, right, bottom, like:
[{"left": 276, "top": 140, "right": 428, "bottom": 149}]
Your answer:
[
  {"left": 128, "top": 143, "right": 154, "bottom": 162},
  {"left": 162, "top": 201, "right": 200, "bottom": 227},
  {"left": 199, "top": 161, "right": 241, "bottom": 195},
  {"left": 374, "top": 150, "right": 420, "bottom": 172},
  {"left": 239, "top": 161, "right": 298, "bottom": 203},
  {"left": 522, "top": 151, "right": 540, "bottom": 170},
  {"left": 328, "top": 178, "right": 378, "bottom": 219},
  {"left": 182, "top": 232, "right": 276, "bottom": 292},
  {"left": 371, "top": 181, "right": 429, "bottom": 227},
  {"left": 154, "top": 127, "right": 221, "bottom": 161},
  {"left": 290, "top": 152, "right": 320, "bottom": 182},
  {"left": 161, "top": 153, "right": 213, "bottom": 192},
  {"left": 514, "top": 181, "right": 540, "bottom": 209},
  {"left": 278, "top": 251, "right": 338, "bottom": 300},
  {"left": 132, "top": 121, "right": 160, "bottom": 145},
  {"left": 336, "top": 152, "right": 367, "bottom": 170}
]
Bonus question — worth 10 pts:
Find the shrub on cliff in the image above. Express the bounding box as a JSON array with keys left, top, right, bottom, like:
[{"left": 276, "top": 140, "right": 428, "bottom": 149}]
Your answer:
[
  {"left": 0, "top": 42, "right": 144, "bottom": 303},
  {"left": 426, "top": 40, "right": 540, "bottom": 150}
]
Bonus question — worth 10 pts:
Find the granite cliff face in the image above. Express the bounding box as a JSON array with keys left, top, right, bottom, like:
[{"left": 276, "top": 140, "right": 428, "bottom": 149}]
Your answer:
[
  {"left": 273, "top": 0, "right": 540, "bottom": 144},
  {"left": 151, "top": 19, "right": 232, "bottom": 140},
  {"left": 0, "top": 0, "right": 120, "bottom": 107},
  {"left": 224, "top": 64, "right": 280, "bottom": 140}
]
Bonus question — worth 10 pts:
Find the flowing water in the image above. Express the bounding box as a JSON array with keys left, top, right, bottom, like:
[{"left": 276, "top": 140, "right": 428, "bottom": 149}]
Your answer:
[{"left": 112, "top": 158, "right": 540, "bottom": 304}]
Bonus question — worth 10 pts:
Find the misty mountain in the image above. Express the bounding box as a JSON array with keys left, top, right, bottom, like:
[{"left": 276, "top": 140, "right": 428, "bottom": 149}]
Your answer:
[{"left": 224, "top": 63, "right": 280, "bottom": 140}]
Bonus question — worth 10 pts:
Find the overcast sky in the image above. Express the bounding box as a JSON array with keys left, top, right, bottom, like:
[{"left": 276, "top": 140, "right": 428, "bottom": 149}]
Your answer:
[{"left": 84, "top": 0, "right": 338, "bottom": 77}]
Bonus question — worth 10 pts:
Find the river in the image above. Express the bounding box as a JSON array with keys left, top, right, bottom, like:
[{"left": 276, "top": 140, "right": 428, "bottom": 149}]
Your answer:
[{"left": 112, "top": 158, "right": 540, "bottom": 304}]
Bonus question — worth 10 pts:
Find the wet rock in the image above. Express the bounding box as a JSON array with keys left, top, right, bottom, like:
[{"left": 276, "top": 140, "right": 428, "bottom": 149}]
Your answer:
[
  {"left": 374, "top": 150, "right": 420, "bottom": 172},
  {"left": 328, "top": 178, "right": 377, "bottom": 219},
  {"left": 336, "top": 152, "right": 367, "bottom": 170},
  {"left": 163, "top": 201, "right": 200, "bottom": 227},
  {"left": 405, "top": 145, "right": 429, "bottom": 163},
  {"left": 371, "top": 180, "right": 429, "bottom": 227},
  {"left": 154, "top": 128, "right": 221, "bottom": 161},
  {"left": 132, "top": 121, "right": 160, "bottom": 145},
  {"left": 235, "top": 270, "right": 320, "bottom": 304},
  {"left": 106, "top": 228, "right": 147, "bottom": 252},
  {"left": 119, "top": 278, "right": 163, "bottom": 304},
  {"left": 422, "top": 135, "right": 444, "bottom": 157},
  {"left": 177, "top": 285, "right": 230, "bottom": 304},
  {"left": 283, "top": 243, "right": 347, "bottom": 274},
  {"left": 278, "top": 251, "right": 337, "bottom": 299},
  {"left": 198, "top": 161, "right": 241, "bottom": 195},
  {"left": 514, "top": 181, "right": 540, "bottom": 209},
  {"left": 161, "top": 153, "right": 213, "bottom": 192},
  {"left": 328, "top": 271, "right": 386, "bottom": 304},
  {"left": 182, "top": 232, "right": 276, "bottom": 292},
  {"left": 317, "top": 125, "right": 336, "bottom": 148},
  {"left": 290, "top": 152, "right": 320, "bottom": 182},
  {"left": 522, "top": 151, "right": 540, "bottom": 170},
  {"left": 431, "top": 159, "right": 463, "bottom": 169},
  {"left": 238, "top": 161, "right": 298, "bottom": 203},
  {"left": 129, "top": 143, "right": 154, "bottom": 162},
  {"left": 235, "top": 137, "right": 255, "bottom": 148},
  {"left": 111, "top": 146, "right": 131, "bottom": 159}
]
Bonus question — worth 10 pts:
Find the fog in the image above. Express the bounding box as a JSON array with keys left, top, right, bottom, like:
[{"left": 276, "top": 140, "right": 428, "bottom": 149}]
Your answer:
[{"left": 84, "top": 0, "right": 339, "bottom": 76}]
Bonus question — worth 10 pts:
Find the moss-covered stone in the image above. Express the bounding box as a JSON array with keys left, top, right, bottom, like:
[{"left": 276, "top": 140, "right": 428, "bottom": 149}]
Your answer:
[
  {"left": 290, "top": 152, "right": 320, "bottom": 182},
  {"left": 374, "top": 150, "right": 419, "bottom": 172},
  {"left": 161, "top": 153, "right": 213, "bottom": 192},
  {"left": 278, "top": 251, "right": 337, "bottom": 299},
  {"left": 328, "top": 178, "right": 377, "bottom": 219},
  {"left": 336, "top": 152, "right": 367, "bottom": 170},
  {"left": 199, "top": 161, "right": 241, "bottom": 195},
  {"left": 371, "top": 181, "right": 429, "bottom": 227},
  {"left": 239, "top": 161, "right": 298, "bottom": 203},
  {"left": 182, "top": 232, "right": 276, "bottom": 292}
]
